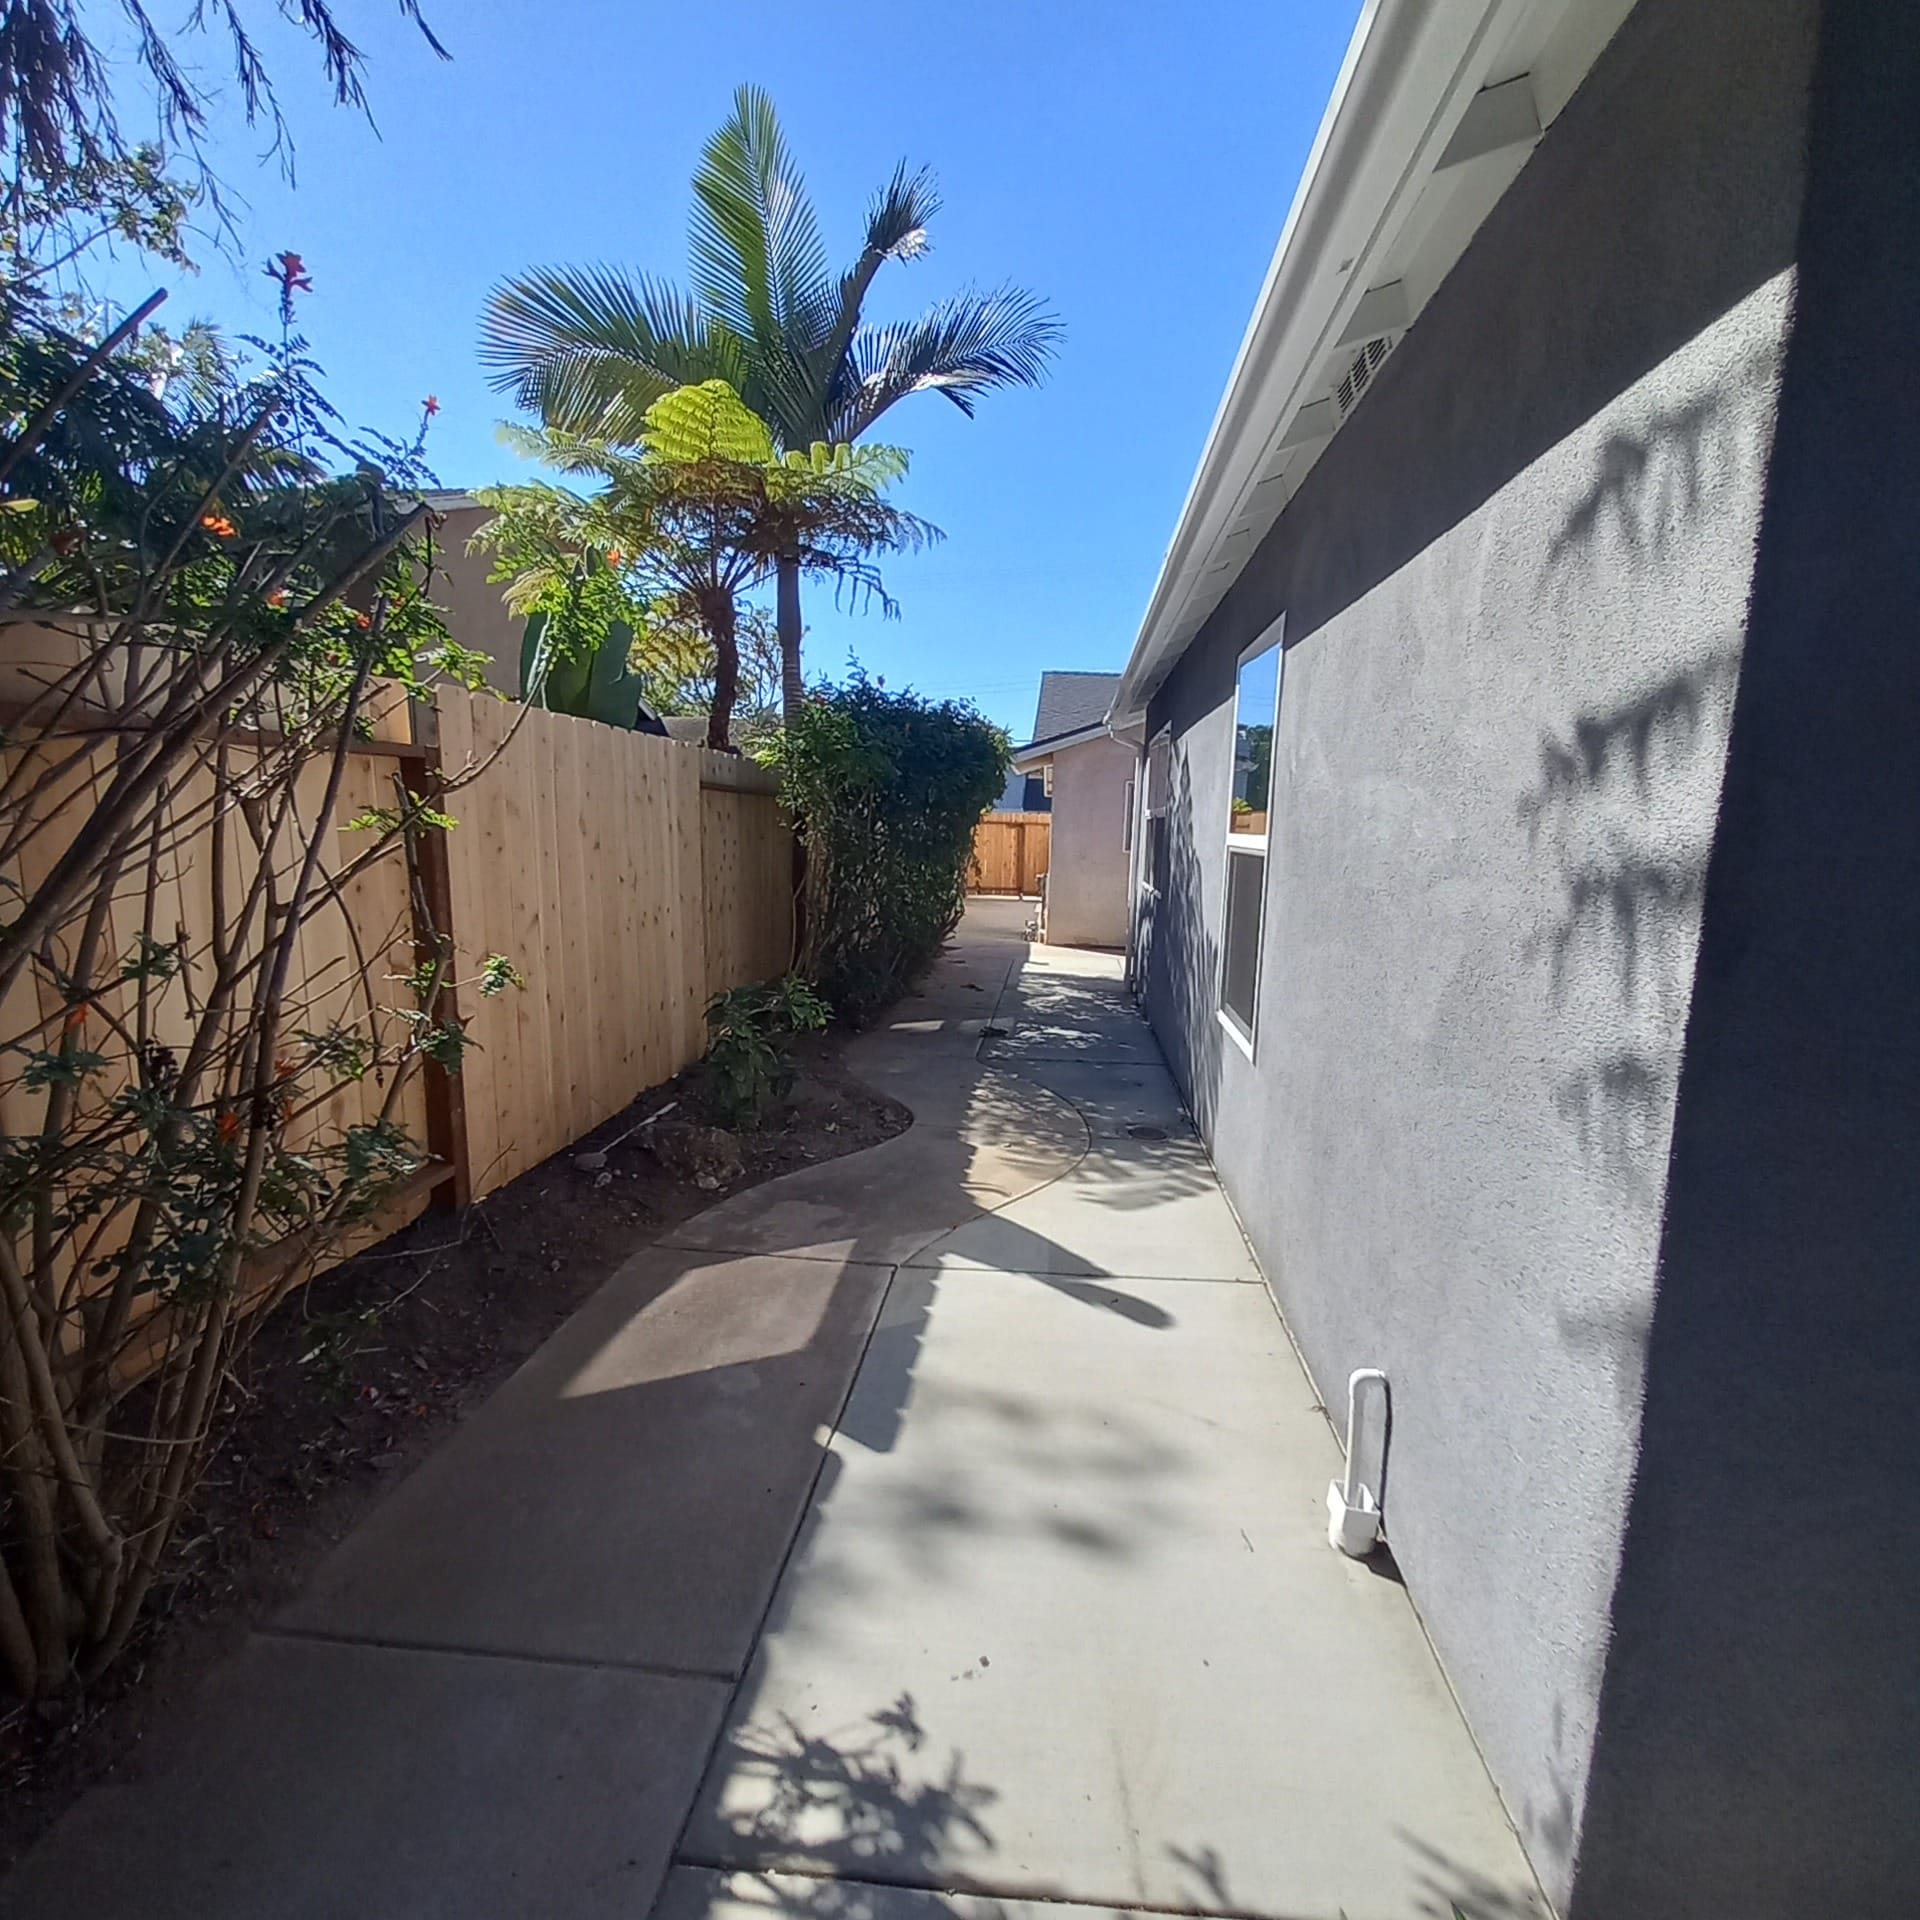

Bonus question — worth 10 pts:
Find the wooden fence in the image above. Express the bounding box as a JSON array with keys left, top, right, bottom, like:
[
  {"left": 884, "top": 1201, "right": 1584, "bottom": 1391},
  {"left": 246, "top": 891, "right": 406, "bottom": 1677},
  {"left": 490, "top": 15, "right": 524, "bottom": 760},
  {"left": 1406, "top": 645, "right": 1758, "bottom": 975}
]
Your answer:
[
  {"left": 0, "top": 673, "right": 441, "bottom": 1370},
  {"left": 0, "top": 674, "right": 793, "bottom": 1358},
  {"left": 438, "top": 695, "right": 792, "bottom": 1199},
  {"left": 967, "top": 810, "right": 1050, "bottom": 896}
]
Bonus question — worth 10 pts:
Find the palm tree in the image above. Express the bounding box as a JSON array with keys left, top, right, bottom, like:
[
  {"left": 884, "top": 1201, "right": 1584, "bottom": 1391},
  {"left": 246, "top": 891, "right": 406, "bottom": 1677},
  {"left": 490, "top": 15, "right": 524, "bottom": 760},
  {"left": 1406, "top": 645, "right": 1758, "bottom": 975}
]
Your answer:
[{"left": 479, "top": 85, "right": 1059, "bottom": 722}]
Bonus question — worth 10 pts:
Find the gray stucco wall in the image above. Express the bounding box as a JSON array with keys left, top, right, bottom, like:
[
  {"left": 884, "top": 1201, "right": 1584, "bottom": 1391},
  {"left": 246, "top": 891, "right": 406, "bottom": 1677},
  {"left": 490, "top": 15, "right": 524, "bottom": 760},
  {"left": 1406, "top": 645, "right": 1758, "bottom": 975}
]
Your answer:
[
  {"left": 1136, "top": 0, "right": 1818, "bottom": 1908},
  {"left": 1044, "top": 734, "right": 1134, "bottom": 948},
  {"left": 1566, "top": 3, "right": 1920, "bottom": 1914}
]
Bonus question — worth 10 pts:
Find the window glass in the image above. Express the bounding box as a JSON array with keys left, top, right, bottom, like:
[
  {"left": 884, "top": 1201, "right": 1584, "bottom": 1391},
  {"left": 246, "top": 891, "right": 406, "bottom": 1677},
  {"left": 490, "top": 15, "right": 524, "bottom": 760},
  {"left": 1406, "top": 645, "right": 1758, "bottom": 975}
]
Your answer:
[
  {"left": 1230, "top": 644, "right": 1279, "bottom": 836},
  {"left": 1221, "top": 846, "right": 1264, "bottom": 1034},
  {"left": 1219, "top": 631, "right": 1282, "bottom": 1047},
  {"left": 1143, "top": 731, "right": 1171, "bottom": 894}
]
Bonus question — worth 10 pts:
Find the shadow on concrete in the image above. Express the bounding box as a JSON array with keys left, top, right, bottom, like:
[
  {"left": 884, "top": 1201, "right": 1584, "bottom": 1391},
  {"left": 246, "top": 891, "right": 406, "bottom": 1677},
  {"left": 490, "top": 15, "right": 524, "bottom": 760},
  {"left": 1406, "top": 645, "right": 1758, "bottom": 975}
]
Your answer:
[
  {"left": 678, "top": 1692, "right": 1546, "bottom": 1920},
  {"left": 686, "top": 1692, "right": 1001, "bottom": 1894}
]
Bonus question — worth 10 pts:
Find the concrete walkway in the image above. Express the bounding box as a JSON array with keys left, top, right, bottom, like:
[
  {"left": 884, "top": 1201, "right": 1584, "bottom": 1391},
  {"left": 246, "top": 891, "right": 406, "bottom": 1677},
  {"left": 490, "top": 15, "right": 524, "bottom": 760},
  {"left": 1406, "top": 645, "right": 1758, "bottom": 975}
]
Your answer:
[{"left": 7, "top": 901, "right": 1544, "bottom": 1920}]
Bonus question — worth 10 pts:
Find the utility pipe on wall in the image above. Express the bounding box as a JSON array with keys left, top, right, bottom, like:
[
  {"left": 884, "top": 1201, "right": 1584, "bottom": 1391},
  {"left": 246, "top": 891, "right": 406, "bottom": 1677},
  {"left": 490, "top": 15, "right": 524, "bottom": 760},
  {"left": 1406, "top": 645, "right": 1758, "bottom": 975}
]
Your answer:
[{"left": 1327, "top": 1368, "right": 1390, "bottom": 1557}]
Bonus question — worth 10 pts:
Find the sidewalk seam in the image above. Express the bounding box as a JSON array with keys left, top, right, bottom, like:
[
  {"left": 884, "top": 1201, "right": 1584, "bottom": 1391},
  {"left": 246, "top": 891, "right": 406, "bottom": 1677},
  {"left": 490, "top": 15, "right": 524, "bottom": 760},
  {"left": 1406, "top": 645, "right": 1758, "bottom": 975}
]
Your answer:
[{"left": 670, "top": 1855, "right": 1323, "bottom": 1920}]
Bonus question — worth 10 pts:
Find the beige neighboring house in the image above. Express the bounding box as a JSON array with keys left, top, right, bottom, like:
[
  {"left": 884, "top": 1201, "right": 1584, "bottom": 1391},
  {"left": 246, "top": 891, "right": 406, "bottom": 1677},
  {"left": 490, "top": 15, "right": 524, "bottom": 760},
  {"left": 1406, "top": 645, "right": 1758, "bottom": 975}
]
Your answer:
[
  {"left": 1011, "top": 671, "right": 1133, "bottom": 949},
  {"left": 418, "top": 492, "right": 527, "bottom": 697}
]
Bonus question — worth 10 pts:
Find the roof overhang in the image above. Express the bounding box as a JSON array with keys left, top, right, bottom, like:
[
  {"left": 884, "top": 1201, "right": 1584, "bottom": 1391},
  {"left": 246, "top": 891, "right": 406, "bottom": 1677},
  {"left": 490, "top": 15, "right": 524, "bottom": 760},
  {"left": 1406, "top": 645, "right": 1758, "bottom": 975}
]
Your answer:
[
  {"left": 1011, "top": 720, "right": 1112, "bottom": 769},
  {"left": 1110, "top": 0, "right": 1636, "bottom": 724}
]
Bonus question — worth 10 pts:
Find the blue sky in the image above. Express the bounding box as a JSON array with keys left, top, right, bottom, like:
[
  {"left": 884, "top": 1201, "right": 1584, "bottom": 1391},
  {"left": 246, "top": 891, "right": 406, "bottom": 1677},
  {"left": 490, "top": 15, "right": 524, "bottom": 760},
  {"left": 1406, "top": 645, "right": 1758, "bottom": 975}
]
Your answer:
[{"left": 104, "top": 0, "right": 1360, "bottom": 739}]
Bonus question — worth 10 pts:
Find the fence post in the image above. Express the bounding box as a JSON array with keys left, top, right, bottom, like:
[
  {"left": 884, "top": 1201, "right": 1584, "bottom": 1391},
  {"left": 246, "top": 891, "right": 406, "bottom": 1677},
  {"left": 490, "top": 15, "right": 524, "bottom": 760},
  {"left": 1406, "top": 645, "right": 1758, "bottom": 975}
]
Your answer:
[{"left": 408, "top": 694, "right": 473, "bottom": 1209}]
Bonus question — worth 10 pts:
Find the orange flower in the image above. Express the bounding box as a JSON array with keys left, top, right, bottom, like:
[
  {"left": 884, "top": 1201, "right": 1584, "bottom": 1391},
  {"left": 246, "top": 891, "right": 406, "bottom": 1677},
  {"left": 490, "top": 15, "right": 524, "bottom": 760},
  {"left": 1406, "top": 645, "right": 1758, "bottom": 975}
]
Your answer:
[
  {"left": 607, "top": 548, "right": 624, "bottom": 568},
  {"left": 202, "top": 512, "right": 238, "bottom": 539},
  {"left": 61, "top": 1003, "right": 88, "bottom": 1036},
  {"left": 354, "top": 611, "right": 373, "bottom": 630},
  {"left": 422, "top": 395, "right": 441, "bottom": 417},
  {"left": 274, "top": 1055, "right": 299, "bottom": 1080},
  {"left": 267, "top": 588, "right": 290, "bottom": 610},
  {"left": 217, "top": 1110, "right": 241, "bottom": 1143}
]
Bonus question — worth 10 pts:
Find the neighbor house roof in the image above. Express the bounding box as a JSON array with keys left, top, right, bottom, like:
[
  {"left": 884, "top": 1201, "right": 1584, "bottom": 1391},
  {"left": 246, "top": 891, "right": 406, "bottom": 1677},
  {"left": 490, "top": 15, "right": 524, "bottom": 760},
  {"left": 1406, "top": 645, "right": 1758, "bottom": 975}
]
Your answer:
[
  {"left": 1110, "top": 0, "right": 1635, "bottom": 724},
  {"left": 1011, "top": 671, "right": 1125, "bottom": 771},
  {"left": 1032, "top": 671, "right": 1124, "bottom": 742}
]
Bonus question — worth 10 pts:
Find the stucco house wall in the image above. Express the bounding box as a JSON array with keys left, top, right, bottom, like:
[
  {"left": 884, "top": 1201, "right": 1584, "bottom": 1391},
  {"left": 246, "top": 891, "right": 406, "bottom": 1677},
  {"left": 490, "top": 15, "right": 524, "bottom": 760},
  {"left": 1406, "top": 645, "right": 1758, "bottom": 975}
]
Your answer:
[
  {"left": 429, "top": 501, "right": 527, "bottom": 698},
  {"left": 1131, "top": 0, "right": 1883, "bottom": 1910},
  {"left": 1043, "top": 733, "right": 1134, "bottom": 948}
]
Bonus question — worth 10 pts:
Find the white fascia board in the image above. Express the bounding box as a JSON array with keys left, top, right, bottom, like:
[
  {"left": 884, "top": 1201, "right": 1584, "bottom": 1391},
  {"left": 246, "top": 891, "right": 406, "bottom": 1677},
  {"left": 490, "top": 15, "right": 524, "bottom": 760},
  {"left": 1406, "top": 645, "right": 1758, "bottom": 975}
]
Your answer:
[
  {"left": 1111, "top": 0, "right": 1549, "bottom": 724},
  {"left": 1011, "top": 721, "right": 1110, "bottom": 770}
]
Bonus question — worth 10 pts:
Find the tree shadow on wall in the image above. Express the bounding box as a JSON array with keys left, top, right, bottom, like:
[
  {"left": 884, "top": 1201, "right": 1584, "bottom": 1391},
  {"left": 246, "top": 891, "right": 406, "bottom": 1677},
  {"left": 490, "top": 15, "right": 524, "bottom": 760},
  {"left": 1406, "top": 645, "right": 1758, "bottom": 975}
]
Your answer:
[
  {"left": 1134, "top": 752, "right": 1224, "bottom": 1135},
  {"left": 1521, "top": 345, "right": 1768, "bottom": 1203}
]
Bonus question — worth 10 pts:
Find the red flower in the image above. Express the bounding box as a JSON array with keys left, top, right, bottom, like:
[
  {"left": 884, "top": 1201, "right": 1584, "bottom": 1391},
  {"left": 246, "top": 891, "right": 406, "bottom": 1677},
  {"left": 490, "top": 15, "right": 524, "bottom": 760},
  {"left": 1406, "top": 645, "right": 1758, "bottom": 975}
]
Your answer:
[
  {"left": 61, "top": 1003, "right": 88, "bottom": 1036},
  {"left": 267, "top": 588, "right": 290, "bottom": 609},
  {"left": 422, "top": 395, "right": 441, "bottom": 417},
  {"left": 202, "top": 512, "right": 238, "bottom": 539},
  {"left": 606, "top": 548, "right": 624, "bottom": 568},
  {"left": 354, "top": 611, "right": 374, "bottom": 631},
  {"left": 217, "top": 1110, "right": 241, "bottom": 1143},
  {"left": 266, "top": 250, "right": 313, "bottom": 295}
]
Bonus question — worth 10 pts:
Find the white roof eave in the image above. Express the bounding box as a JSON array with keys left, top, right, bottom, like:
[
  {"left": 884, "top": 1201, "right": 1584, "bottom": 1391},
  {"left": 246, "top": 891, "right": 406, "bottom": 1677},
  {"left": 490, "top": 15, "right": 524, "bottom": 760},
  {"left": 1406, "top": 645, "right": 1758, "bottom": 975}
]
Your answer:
[{"left": 1109, "top": 0, "right": 1552, "bottom": 725}]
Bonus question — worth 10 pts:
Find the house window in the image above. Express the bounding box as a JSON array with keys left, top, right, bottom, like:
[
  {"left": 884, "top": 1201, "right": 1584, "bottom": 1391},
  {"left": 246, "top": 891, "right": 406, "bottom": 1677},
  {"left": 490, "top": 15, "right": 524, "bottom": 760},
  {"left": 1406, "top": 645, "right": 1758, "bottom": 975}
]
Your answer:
[
  {"left": 1220, "top": 622, "right": 1283, "bottom": 1051},
  {"left": 1143, "top": 729, "right": 1171, "bottom": 895}
]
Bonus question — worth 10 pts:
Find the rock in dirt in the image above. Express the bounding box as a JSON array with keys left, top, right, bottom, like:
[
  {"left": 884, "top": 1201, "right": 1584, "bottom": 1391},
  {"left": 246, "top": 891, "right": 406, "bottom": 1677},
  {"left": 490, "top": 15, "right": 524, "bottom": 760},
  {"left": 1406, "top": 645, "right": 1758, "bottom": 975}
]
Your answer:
[{"left": 646, "top": 1120, "right": 744, "bottom": 1191}]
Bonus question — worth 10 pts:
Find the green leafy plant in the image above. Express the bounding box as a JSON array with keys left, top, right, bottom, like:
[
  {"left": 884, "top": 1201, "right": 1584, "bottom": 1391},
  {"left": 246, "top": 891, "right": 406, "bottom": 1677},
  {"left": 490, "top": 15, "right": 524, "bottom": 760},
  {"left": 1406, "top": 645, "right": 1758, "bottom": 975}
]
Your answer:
[
  {"left": 519, "top": 608, "right": 649, "bottom": 728},
  {"left": 771, "top": 670, "right": 1011, "bottom": 1022},
  {"left": 479, "top": 382, "right": 936, "bottom": 748},
  {"left": 702, "top": 975, "right": 831, "bottom": 1128}
]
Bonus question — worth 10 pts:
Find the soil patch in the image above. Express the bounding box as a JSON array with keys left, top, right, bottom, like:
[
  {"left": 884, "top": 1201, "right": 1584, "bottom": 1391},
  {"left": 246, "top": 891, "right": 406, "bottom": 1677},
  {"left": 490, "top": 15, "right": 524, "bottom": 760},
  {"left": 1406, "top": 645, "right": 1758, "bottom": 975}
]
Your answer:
[{"left": 0, "top": 1035, "right": 907, "bottom": 1872}]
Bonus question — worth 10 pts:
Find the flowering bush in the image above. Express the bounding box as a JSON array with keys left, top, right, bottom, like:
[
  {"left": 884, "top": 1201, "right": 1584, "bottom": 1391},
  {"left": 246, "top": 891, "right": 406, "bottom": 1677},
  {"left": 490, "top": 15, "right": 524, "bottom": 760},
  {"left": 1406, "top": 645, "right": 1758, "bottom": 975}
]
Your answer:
[{"left": 0, "top": 270, "right": 503, "bottom": 1697}]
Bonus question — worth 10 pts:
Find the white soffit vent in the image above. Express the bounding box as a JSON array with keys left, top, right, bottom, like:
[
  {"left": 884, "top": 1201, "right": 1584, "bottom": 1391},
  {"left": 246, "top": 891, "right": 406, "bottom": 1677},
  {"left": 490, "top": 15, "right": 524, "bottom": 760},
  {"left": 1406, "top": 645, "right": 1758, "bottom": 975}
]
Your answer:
[{"left": 1334, "top": 335, "right": 1396, "bottom": 418}]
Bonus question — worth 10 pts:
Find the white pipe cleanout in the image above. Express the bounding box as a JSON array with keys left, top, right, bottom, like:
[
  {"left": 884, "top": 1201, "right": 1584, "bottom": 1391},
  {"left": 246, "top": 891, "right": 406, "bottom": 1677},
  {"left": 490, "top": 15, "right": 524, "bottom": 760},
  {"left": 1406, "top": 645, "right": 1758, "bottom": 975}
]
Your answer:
[{"left": 1326, "top": 1368, "right": 1390, "bottom": 1557}]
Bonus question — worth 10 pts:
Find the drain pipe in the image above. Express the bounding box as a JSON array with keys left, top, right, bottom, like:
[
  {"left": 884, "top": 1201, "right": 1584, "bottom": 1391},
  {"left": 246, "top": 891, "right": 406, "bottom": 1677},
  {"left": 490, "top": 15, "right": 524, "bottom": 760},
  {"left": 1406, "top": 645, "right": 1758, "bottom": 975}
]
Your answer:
[{"left": 1327, "top": 1369, "right": 1389, "bottom": 1557}]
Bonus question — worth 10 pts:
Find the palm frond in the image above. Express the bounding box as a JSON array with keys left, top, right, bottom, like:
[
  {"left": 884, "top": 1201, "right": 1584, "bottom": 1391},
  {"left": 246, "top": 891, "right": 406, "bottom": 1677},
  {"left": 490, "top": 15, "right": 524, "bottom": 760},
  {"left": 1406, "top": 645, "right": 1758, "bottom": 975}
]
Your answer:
[
  {"left": 862, "top": 161, "right": 940, "bottom": 265},
  {"left": 803, "top": 162, "right": 942, "bottom": 430},
  {"left": 478, "top": 265, "right": 740, "bottom": 440},
  {"left": 690, "top": 85, "right": 834, "bottom": 354},
  {"left": 836, "top": 285, "right": 1062, "bottom": 438}
]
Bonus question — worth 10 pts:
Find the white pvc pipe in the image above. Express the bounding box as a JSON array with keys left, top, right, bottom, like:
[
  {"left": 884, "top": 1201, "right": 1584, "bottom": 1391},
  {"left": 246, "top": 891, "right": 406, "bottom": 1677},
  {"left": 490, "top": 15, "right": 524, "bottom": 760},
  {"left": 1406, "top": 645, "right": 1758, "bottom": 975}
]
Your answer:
[{"left": 1327, "top": 1368, "right": 1390, "bottom": 1557}]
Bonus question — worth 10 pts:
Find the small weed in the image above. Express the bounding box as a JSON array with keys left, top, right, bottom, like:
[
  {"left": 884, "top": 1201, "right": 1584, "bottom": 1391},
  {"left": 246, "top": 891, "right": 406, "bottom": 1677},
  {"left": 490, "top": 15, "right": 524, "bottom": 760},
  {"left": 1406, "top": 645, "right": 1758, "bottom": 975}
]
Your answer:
[{"left": 299, "top": 1305, "right": 383, "bottom": 1400}]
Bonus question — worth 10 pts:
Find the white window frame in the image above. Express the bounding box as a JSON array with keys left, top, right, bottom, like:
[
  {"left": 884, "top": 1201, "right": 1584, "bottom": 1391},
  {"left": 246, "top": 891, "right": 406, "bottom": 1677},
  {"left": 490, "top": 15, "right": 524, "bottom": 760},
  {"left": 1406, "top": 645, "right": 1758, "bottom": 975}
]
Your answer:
[
  {"left": 1140, "top": 727, "right": 1172, "bottom": 898},
  {"left": 1217, "top": 616, "right": 1285, "bottom": 1059}
]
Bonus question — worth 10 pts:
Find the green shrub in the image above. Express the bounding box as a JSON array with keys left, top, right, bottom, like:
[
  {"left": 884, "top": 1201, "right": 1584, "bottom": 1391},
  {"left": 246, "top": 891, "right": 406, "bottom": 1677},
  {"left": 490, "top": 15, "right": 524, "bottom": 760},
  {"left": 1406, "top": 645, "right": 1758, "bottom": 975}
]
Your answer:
[
  {"left": 771, "top": 671, "right": 1011, "bottom": 1022},
  {"left": 703, "top": 975, "right": 831, "bottom": 1127}
]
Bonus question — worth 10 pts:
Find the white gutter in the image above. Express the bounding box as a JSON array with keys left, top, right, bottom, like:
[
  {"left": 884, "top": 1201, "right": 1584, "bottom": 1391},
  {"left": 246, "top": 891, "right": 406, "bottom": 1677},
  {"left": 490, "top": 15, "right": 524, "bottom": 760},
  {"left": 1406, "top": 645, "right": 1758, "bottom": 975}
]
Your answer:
[
  {"left": 1010, "top": 721, "right": 1112, "bottom": 769},
  {"left": 1109, "top": 0, "right": 1548, "bottom": 724}
]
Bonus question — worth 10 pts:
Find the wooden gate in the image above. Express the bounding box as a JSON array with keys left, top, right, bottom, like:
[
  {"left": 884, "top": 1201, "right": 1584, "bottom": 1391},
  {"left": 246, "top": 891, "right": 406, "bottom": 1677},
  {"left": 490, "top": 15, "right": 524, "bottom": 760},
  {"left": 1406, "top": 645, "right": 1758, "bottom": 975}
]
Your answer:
[{"left": 968, "top": 811, "right": 1050, "bottom": 896}]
